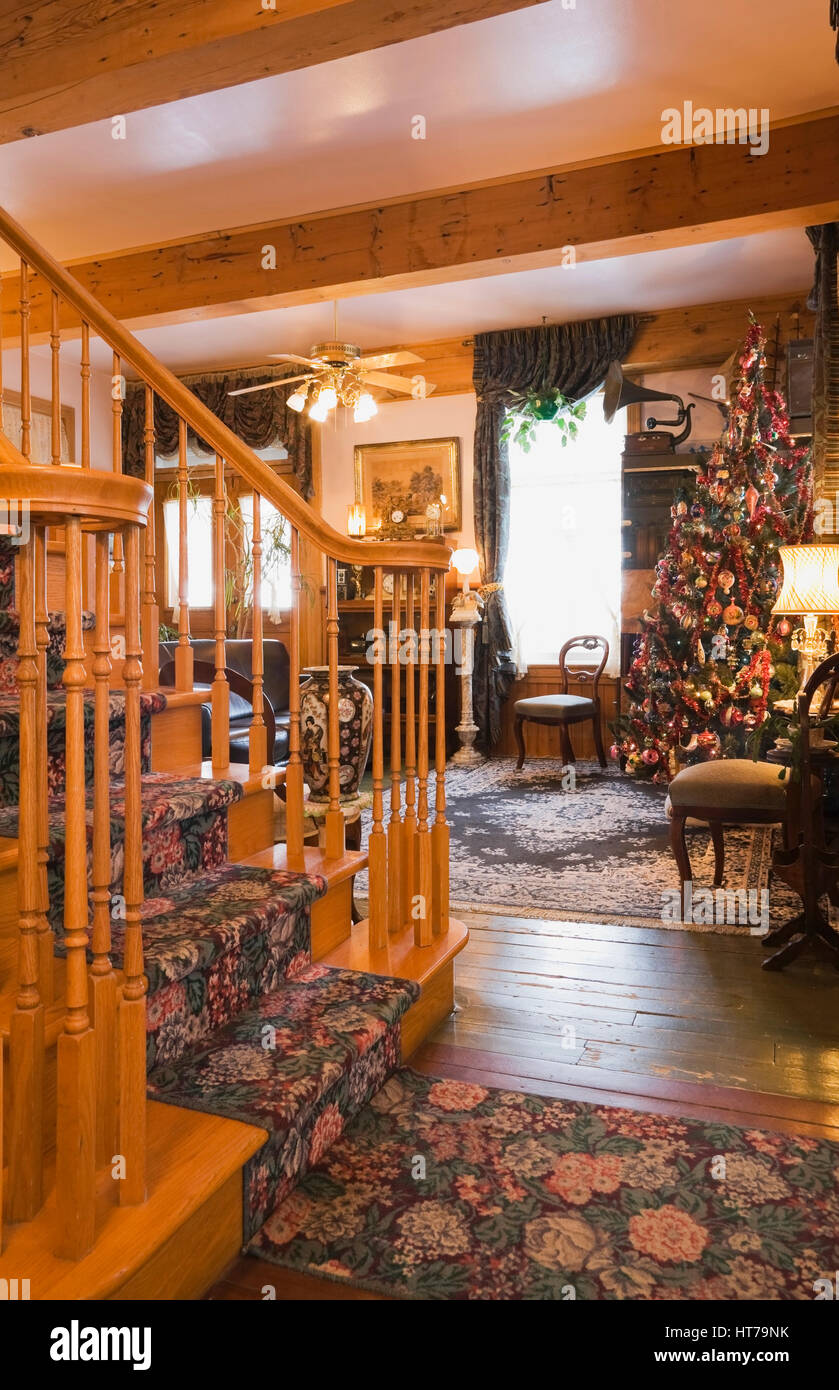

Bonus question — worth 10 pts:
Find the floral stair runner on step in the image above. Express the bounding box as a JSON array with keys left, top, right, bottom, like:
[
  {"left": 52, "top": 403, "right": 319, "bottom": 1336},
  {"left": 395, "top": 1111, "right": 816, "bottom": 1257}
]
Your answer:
[
  {"left": 0, "top": 689, "right": 166, "bottom": 805},
  {"left": 248, "top": 1068, "right": 839, "bottom": 1300},
  {"left": 0, "top": 607, "right": 96, "bottom": 692},
  {"left": 148, "top": 965, "right": 419, "bottom": 1238},
  {"left": 0, "top": 769, "right": 242, "bottom": 931},
  {"left": 135, "top": 862, "right": 326, "bottom": 1068}
]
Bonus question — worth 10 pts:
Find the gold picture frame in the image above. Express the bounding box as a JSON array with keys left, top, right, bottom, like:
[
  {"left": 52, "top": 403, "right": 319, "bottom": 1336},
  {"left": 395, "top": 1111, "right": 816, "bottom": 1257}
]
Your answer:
[{"left": 353, "top": 437, "right": 461, "bottom": 533}]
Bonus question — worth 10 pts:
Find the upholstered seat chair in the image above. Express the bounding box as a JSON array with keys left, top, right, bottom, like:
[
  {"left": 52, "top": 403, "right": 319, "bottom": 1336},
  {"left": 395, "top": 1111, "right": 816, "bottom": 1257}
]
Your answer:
[
  {"left": 514, "top": 635, "right": 609, "bottom": 769},
  {"left": 666, "top": 758, "right": 791, "bottom": 891}
]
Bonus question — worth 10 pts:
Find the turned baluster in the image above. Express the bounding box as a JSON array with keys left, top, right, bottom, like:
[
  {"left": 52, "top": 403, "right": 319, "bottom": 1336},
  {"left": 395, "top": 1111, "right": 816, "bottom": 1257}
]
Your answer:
[
  {"left": 56, "top": 516, "right": 96, "bottom": 1258},
  {"left": 401, "top": 573, "right": 418, "bottom": 924},
  {"left": 284, "top": 526, "right": 305, "bottom": 869},
  {"left": 174, "top": 418, "right": 193, "bottom": 690},
  {"left": 323, "top": 558, "right": 345, "bottom": 859},
  {"left": 7, "top": 531, "right": 45, "bottom": 1222},
  {"left": 89, "top": 531, "right": 118, "bottom": 1164},
  {"left": 211, "top": 454, "right": 230, "bottom": 770},
  {"left": 248, "top": 490, "right": 268, "bottom": 774},
  {"left": 387, "top": 575, "right": 403, "bottom": 934},
  {"left": 19, "top": 259, "right": 30, "bottom": 459},
  {"left": 34, "top": 525, "right": 53, "bottom": 1005},
  {"left": 141, "top": 386, "right": 159, "bottom": 689},
  {"left": 50, "top": 291, "right": 61, "bottom": 465},
  {"left": 119, "top": 524, "right": 147, "bottom": 1206},
  {"left": 110, "top": 352, "right": 124, "bottom": 612},
  {"left": 415, "top": 569, "right": 433, "bottom": 946},
  {"left": 369, "top": 567, "right": 387, "bottom": 948},
  {"left": 432, "top": 576, "right": 450, "bottom": 934},
  {"left": 80, "top": 323, "right": 91, "bottom": 469}
]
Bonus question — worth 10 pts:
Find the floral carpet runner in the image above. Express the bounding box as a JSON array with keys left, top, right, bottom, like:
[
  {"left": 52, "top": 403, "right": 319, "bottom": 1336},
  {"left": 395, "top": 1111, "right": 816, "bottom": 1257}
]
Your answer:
[
  {"left": 149, "top": 964, "right": 419, "bottom": 1236},
  {"left": 249, "top": 1068, "right": 839, "bottom": 1300}
]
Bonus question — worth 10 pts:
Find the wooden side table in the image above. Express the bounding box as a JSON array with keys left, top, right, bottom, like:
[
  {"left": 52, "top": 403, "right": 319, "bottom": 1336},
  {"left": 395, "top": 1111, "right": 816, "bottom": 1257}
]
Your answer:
[{"left": 763, "top": 744, "right": 839, "bottom": 970}]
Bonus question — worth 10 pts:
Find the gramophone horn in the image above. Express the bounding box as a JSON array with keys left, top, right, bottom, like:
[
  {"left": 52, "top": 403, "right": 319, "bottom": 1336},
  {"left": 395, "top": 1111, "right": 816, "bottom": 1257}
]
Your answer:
[{"left": 603, "top": 360, "right": 689, "bottom": 424}]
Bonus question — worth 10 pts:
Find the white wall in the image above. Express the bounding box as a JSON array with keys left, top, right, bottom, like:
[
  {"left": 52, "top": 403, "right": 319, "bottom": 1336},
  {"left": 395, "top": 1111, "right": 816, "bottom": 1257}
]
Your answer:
[{"left": 319, "top": 392, "right": 477, "bottom": 550}]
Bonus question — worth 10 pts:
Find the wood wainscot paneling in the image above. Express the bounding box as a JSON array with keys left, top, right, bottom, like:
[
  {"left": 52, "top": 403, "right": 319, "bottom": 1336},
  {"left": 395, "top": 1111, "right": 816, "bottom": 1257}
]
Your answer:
[{"left": 496, "top": 667, "right": 620, "bottom": 760}]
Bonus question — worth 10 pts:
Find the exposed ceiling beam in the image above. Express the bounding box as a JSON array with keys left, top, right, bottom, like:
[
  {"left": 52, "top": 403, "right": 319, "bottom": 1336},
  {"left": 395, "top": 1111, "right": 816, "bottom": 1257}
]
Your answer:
[
  {"left": 369, "top": 294, "right": 816, "bottom": 396},
  {"left": 0, "top": 0, "right": 548, "bottom": 144},
  {"left": 1, "top": 111, "right": 834, "bottom": 342}
]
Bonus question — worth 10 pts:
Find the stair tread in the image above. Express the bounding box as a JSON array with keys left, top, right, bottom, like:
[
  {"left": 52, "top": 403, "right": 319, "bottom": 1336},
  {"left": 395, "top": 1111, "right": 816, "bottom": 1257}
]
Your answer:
[
  {"left": 0, "top": 688, "right": 166, "bottom": 729},
  {"left": 147, "top": 963, "right": 418, "bottom": 1135},
  {"left": 147, "top": 961, "right": 418, "bottom": 1235},
  {"left": 324, "top": 915, "right": 470, "bottom": 988},
  {"left": 0, "top": 768, "right": 245, "bottom": 841},
  {"left": 241, "top": 841, "right": 368, "bottom": 885},
  {"left": 134, "top": 861, "right": 326, "bottom": 994}
]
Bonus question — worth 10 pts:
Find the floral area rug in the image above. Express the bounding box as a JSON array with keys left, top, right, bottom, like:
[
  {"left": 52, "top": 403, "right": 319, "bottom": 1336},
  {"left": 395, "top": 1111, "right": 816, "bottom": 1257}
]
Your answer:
[
  {"left": 357, "top": 760, "right": 782, "bottom": 933},
  {"left": 249, "top": 1068, "right": 839, "bottom": 1301}
]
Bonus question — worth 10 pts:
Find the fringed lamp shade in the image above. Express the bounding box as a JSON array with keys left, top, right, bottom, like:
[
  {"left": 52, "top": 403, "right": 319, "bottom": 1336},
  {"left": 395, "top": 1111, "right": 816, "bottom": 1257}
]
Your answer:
[{"left": 772, "top": 545, "right": 839, "bottom": 615}]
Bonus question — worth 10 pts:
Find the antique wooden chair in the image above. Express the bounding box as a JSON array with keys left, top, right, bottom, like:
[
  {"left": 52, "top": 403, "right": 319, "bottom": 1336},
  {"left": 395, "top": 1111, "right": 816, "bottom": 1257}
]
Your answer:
[{"left": 514, "top": 634, "right": 609, "bottom": 770}]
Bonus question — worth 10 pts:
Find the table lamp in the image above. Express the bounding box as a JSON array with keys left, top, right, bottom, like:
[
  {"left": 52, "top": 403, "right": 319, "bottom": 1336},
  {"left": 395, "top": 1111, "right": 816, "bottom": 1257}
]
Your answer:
[
  {"left": 772, "top": 544, "right": 839, "bottom": 693},
  {"left": 451, "top": 546, "right": 481, "bottom": 612}
]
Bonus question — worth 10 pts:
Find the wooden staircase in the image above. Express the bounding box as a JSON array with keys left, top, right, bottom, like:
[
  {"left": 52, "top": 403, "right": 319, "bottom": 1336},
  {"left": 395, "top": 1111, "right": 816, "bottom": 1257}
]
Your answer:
[{"left": 0, "top": 200, "right": 467, "bottom": 1297}]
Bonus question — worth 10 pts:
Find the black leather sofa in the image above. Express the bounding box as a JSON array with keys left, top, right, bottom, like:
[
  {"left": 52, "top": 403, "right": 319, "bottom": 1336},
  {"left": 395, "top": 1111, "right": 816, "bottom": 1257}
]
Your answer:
[{"left": 159, "top": 638, "right": 292, "bottom": 766}]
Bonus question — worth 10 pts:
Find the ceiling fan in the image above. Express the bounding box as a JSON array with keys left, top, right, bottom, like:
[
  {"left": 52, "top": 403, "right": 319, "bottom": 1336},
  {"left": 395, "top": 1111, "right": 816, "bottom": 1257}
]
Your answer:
[{"left": 228, "top": 331, "right": 436, "bottom": 423}]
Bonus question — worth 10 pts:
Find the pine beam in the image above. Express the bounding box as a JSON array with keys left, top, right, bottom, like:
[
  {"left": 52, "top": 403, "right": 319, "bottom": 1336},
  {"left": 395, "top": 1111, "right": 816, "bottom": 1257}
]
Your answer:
[{"left": 0, "top": 0, "right": 547, "bottom": 145}]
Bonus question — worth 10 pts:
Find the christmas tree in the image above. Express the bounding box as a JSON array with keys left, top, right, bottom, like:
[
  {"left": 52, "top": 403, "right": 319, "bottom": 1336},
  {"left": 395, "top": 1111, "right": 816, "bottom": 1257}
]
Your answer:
[{"left": 614, "top": 319, "right": 813, "bottom": 784}]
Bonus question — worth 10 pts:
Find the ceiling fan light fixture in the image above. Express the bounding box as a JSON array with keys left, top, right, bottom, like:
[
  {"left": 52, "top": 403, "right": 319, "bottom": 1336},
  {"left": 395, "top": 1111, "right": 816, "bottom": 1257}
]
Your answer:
[
  {"left": 353, "top": 391, "right": 378, "bottom": 423},
  {"left": 286, "top": 386, "right": 308, "bottom": 413},
  {"left": 309, "top": 397, "right": 330, "bottom": 422},
  {"left": 319, "top": 385, "right": 338, "bottom": 411}
]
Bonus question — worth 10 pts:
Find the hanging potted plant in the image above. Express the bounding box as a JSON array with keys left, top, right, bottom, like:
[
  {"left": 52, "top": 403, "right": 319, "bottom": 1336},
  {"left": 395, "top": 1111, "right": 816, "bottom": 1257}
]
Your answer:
[{"left": 500, "top": 388, "right": 587, "bottom": 453}]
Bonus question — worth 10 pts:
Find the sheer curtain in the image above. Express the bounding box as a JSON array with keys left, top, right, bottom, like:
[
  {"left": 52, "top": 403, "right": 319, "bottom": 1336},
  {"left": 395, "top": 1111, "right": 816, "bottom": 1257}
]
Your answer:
[{"left": 504, "top": 396, "right": 623, "bottom": 676}]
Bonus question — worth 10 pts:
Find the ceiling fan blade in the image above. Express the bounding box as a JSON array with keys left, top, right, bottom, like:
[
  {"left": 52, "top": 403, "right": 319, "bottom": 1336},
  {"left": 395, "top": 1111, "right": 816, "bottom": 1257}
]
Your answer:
[
  {"left": 362, "top": 370, "right": 437, "bottom": 397},
  {"left": 228, "top": 376, "right": 310, "bottom": 397},
  {"left": 356, "top": 350, "right": 424, "bottom": 370},
  {"left": 267, "top": 353, "right": 320, "bottom": 367}
]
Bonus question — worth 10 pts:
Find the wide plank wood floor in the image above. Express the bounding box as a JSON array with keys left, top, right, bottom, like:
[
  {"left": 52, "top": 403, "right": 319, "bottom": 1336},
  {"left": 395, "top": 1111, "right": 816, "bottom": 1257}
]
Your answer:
[{"left": 210, "top": 911, "right": 839, "bottom": 1301}]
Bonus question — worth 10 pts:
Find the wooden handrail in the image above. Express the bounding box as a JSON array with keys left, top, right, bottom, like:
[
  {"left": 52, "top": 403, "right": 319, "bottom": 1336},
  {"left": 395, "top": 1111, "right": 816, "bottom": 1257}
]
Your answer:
[{"left": 0, "top": 203, "right": 451, "bottom": 572}]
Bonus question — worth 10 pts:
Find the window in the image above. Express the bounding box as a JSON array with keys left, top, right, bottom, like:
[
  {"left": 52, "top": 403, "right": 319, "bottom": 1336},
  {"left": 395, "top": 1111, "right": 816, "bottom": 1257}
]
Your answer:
[
  {"left": 503, "top": 395, "right": 623, "bottom": 674},
  {"left": 162, "top": 492, "right": 291, "bottom": 618}
]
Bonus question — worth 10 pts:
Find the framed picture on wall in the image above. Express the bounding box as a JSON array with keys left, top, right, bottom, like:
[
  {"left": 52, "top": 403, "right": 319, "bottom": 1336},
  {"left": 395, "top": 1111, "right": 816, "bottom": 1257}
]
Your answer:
[{"left": 354, "top": 437, "right": 461, "bottom": 533}]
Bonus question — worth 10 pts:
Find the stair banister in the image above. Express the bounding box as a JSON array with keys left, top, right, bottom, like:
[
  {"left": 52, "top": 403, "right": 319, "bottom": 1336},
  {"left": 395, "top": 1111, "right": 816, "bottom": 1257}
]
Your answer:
[
  {"left": 56, "top": 514, "right": 97, "bottom": 1259},
  {"left": 7, "top": 528, "right": 46, "bottom": 1224},
  {"left": 211, "top": 452, "right": 230, "bottom": 771},
  {"left": 0, "top": 202, "right": 450, "bottom": 575},
  {"left": 369, "top": 567, "right": 386, "bottom": 947},
  {"left": 248, "top": 491, "right": 268, "bottom": 775},
  {"left": 90, "top": 530, "right": 118, "bottom": 1165},
  {"left": 284, "top": 526, "right": 305, "bottom": 869}
]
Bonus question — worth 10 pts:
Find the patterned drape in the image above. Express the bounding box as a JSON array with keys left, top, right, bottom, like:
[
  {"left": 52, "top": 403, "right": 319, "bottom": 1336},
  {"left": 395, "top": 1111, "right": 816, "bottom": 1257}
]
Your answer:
[
  {"left": 471, "top": 315, "right": 637, "bottom": 747},
  {"left": 122, "top": 365, "right": 314, "bottom": 499},
  {"left": 806, "top": 223, "right": 839, "bottom": 495}
]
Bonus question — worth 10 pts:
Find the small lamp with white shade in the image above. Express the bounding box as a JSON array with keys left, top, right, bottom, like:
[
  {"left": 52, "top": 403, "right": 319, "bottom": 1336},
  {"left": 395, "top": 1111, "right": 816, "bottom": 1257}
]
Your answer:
[{"left": 772, "top": 544, "right": 839, "bottom": 694}]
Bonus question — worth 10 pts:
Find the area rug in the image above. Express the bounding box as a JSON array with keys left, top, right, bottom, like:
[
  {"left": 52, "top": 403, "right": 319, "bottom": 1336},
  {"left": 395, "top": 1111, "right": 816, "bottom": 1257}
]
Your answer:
[
  {"left": 249, "top": 1068, "right": 839, "bottom": 1301},
  {"left": 357, "top": 760, "right": 783, "bottom": 933}
]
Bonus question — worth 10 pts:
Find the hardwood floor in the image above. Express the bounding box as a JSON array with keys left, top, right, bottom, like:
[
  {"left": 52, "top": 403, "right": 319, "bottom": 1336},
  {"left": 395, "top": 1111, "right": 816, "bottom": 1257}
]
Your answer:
[{"left": 209, "top": 910, "right": 839, "bottom": 1301}]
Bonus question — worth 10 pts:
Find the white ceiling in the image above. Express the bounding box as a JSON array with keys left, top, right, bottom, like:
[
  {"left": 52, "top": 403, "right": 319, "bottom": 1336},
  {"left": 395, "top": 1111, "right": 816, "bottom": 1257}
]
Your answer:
[{"left": 1, "top": 0, "right": 834, "bottom": 371}]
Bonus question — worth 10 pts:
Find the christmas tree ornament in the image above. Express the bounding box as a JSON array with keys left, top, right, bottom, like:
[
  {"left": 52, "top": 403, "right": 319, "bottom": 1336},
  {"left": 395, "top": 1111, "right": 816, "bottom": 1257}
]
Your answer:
[
  {"left": 723, "top": 603, "right": 744, "bottom": 625},
  {"left": 718, "top": 569, "right": 735, "bottom": 593}
]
